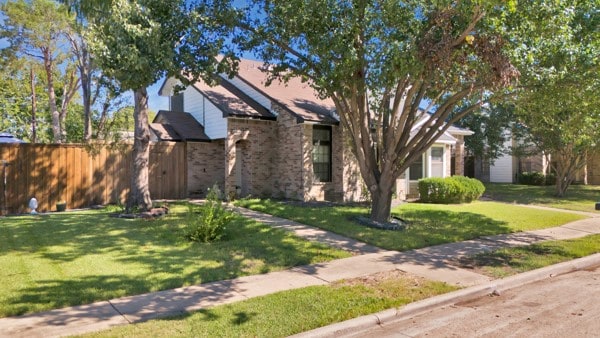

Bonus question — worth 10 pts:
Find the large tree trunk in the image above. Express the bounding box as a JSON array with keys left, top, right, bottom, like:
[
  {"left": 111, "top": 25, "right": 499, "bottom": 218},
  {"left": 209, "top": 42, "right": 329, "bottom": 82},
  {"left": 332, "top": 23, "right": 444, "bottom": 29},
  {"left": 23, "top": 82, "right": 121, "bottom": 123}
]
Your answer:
[
  {"left": 126, "top": 87, "right": 152, "bottom": 212},
  {"left": 370, "top": 184, "right": 393, "bottom": 222},
  {"left": 30, "top": 67, "right": 37, "bottom": 143},
  {"left": 58, "top": 68, "right": 80, "bottom": 143},
  {"left": 79, "top": 42, "right": 92, "bottom": 142},
  {"left": 81, "top": 72, "right": 92, "bottom": 142},
  {"left": 555, "top": 174, "right": 573, "bottom": 198},
  {"left": 67, "top": 32, "right": 92, "bottom": 142},
  {"left": 553, "top": 149, "right": 585, "bottom": 198},
  {"left": 42, "top": 48, "right": 61, "bottom": 143}
]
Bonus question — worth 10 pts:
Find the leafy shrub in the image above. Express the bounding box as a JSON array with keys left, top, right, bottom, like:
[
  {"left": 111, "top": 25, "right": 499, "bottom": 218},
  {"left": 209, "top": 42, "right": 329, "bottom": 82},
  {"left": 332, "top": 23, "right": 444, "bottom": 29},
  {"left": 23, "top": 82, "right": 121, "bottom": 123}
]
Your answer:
[
  {"left": 184, "top": 186, "right": 234, "bottom": 243},
  {"left": 518, "top": 171, "right": 555, "bottom": 185},
  {"left": 418, "top": 176, "right": 485, "bottom": 204},
  {"left": 450, "top": 176, "right": 485, "bottom": 202},
  {"left": 418, "top": 177, "right": 462, "bottom": 204}
]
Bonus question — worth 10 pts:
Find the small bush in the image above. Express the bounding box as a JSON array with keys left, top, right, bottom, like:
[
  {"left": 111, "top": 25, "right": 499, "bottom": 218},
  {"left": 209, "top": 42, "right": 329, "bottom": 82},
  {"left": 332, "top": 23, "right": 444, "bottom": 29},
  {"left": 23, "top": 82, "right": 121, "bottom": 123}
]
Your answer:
[
  {"left": 518, "top": 171, "right": 546, "bottom": 185},
  {"left": 418, "top": 176, "right": 485, "bottom": 204},
  {"left": 450, "top": 176, "right": 485, "bottom": 202},
  {"left": 184, "top": 186, "right": 234, "bottom": 243},
  {"left": 518, "top": 171, "right": 555, "bottom": 186}
]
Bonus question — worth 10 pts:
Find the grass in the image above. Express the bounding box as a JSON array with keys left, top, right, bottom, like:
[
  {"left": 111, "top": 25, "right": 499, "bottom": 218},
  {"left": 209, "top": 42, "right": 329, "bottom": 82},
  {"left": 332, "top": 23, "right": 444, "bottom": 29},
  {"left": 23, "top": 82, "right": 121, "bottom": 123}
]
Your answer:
[
  {"left": 235, "top": 199, "right": 585, "bottom": 252},
  {"left": 81, "top": 271, "right": 457, "bottom": 337},
  {"left": 0, "top": 203, "right": 350, "bottom": 318},
  {"left": 484, "top": 183, "right": 600, "bottom": 213},
  {"left": 456, "top": 234, "right": 600, "bottom": 278}
]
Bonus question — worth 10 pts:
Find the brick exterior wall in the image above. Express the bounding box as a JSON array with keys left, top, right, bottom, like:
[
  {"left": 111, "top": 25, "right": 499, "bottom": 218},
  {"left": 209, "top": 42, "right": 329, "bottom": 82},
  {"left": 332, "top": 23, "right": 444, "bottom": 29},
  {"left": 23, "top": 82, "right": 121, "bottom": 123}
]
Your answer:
[
  {"left": 272, "top": 105, "right": 305, "bottom": 199},
  {"left": 185, "top": 104, "right": 365, "bottom": 202},
  {"left": 187, "top": 141, "right": 225, "bottom": 196},
  {"left": 341, "top": 130, "right": 364, "bottom": 201},
  {"left": 304, "top": 122, "right": 344, "bottom": 201},
  {"left": 587, "top": 153, "right": 600, "bottom": 185},
  {"left": 225, "top": 118, "right": 276, "bottom": 198},
  {"left": 519, "top": 153, "right": 546, "bottom": 173},
  {"left": 453, "top": 135, "right": 465, "bottom": 176}
]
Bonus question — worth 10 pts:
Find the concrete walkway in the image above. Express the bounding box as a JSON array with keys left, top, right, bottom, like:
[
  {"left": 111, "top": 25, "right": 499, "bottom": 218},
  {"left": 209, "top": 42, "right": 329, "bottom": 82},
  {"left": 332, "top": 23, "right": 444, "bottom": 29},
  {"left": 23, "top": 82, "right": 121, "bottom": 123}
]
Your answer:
[{"left": 1, "top": 206, "right": 599, "bottom": 338}]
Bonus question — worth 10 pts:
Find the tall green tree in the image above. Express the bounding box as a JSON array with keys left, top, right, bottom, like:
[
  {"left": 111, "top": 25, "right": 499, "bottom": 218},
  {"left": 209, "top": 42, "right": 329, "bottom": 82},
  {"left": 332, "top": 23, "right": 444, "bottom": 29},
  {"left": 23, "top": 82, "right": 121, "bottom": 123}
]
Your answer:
[
  {"left": 85, "top": 0, "right": 237, "bottom": 211},
  {"left": 236, "top": 0, "right": 520, "bottom": 222},
  {"left": 506, "top": 0, "right": 600, "bottom": 196},
  {"left": 1, "top": 0, "right": 79, "bottom": 143},
  {"left": 0, "top": 51, "right": 56, "bottom": 143},
  {"left": 454, "top": 102, "right": 514, "bottom": 173}
]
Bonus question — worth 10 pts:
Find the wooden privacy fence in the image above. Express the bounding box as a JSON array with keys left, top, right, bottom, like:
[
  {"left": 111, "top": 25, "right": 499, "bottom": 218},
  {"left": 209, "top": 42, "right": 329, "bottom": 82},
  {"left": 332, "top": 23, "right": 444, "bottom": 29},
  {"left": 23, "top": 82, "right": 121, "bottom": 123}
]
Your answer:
[{"left": 0, "top": 142, "right": 187, "bottom": 214}]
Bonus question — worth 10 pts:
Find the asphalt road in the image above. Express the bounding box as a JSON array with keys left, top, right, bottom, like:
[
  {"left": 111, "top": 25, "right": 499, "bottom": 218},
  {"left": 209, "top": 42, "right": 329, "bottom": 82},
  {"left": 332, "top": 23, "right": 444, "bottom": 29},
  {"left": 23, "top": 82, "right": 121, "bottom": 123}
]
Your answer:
[{"left": 351, "top": 265, "right": 600, "bottom": 338}]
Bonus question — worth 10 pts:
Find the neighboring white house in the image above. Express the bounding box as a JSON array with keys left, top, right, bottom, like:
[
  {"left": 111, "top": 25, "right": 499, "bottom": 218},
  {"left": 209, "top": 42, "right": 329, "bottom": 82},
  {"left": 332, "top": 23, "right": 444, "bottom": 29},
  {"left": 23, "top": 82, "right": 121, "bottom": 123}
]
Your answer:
[{"left": 473, "top": 129, "right": 549, "bottom": 183}]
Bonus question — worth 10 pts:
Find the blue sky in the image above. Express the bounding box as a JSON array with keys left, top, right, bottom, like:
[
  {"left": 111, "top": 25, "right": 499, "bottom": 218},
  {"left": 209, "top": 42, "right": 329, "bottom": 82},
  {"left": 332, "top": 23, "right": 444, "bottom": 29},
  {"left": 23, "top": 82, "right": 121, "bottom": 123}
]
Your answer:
[
  {"left": 147, "top": 81, "right": 168, "bottom": 112},
  {"left": 0, "top": 1, "right": 262, "bottom": 114}
]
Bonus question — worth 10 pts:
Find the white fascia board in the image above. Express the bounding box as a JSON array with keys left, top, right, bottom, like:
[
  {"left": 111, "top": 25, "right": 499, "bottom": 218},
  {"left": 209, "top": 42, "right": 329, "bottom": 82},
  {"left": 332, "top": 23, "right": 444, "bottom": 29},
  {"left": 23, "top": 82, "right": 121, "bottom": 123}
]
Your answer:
[{"left": 158, "top": 77, "right": 182, "bottom": 97}]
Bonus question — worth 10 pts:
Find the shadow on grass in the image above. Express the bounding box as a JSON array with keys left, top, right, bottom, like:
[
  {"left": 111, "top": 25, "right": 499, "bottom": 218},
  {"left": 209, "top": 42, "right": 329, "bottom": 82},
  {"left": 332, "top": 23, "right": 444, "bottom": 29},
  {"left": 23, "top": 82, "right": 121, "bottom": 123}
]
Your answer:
[
  {"left": 236, "top": 198, "right": 525, "bottom": 252},
  {"left": 0, "top": 208, "right": 345, "bottom": 317},
  {"left": 484, "top": 183, "right": 600, "bottom": 208},
  {"left": 459, "top": 243, "right": 580, "bottom": 270}
]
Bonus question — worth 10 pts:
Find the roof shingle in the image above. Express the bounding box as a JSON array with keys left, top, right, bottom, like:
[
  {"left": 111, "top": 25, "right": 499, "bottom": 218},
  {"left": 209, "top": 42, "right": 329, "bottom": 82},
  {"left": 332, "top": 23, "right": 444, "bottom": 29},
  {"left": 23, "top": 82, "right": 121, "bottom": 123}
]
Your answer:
[{"left": 151, "top": 110, "right": 210, "bottom": 141}]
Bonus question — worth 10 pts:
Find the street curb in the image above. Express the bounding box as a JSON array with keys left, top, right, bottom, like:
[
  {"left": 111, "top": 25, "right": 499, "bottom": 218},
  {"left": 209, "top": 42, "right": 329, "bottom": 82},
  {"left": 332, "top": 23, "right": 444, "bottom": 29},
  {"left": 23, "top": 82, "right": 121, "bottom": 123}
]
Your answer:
[{"left": 291, "top": 253, "right": 600, "bottom": 338}]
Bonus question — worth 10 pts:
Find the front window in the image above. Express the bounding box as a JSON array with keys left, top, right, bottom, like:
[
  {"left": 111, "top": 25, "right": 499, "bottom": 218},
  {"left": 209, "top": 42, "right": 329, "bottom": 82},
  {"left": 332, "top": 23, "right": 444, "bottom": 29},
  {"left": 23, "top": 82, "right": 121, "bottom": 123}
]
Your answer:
[
  {"left": 313, "top": 126, "right": 332, "bottom": 182},
  {"left": 409, "top": 155, "right": 424, "bottom": 180},
  {"left": 430, "top": 146, "right": 444, "bottom": 177}
]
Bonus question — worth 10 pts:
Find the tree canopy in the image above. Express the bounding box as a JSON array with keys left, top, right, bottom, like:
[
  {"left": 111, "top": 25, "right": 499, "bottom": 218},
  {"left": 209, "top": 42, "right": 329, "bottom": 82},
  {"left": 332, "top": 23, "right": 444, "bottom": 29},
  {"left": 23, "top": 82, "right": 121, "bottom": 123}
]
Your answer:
[
  {"left": 83, "top": 0, "right": 239, "bottom": 211},
  {"left": 506, "top": 0, "right": 600, "bottom": 196},
  {"left": 235, "top": 0, "right": 520, "bottom": 221}
]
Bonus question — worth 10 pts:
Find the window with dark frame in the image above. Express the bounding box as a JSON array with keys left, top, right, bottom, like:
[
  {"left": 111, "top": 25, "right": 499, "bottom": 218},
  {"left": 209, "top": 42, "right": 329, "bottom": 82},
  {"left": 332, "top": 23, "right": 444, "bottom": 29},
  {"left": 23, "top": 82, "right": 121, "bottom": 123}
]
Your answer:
[
  {"left": 312, "top": 125, "right": 332, "bottom": 182},
  {"left": 409, "top": 154, "right": 424, "bottom": 181}
]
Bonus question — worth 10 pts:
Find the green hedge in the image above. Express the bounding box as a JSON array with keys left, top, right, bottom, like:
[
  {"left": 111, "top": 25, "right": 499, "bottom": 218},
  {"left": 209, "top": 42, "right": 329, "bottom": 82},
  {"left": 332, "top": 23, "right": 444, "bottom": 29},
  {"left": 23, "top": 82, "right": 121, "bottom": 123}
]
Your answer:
[
  {"left": 518, "top": 171, "right": 556, "bottom": 185},
  {"left": 418, "top": 176, "right": 485, "bottom": 204}
]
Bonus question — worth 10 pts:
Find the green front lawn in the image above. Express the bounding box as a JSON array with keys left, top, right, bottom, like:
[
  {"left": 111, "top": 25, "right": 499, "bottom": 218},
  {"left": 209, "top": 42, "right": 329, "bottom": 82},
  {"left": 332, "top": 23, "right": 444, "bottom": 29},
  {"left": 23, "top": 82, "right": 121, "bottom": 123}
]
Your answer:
[
  {"left": 484, "top": 183, "right": 600, "bottom": 213},
  {"left": 81, "top": 271, "right": 457, "bottom": 338},
  {"left": 456, "top": 234, "right": 600, "bottom": 278},
  {"left": 0, "top": 204, "right": 350, "bottom": 317},
  {"left": 235, "top": 199, "right": 585, "bottom": 252}
]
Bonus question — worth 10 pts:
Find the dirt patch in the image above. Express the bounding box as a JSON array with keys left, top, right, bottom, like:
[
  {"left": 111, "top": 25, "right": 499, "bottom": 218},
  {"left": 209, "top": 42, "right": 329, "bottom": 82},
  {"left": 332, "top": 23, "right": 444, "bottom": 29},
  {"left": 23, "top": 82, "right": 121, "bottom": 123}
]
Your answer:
[
  {"left": 110, "top": 206, "right": 170, "bottom": 220},
  {"left": 333, "top": 269, "right": 427, "bottom": 288},
  {"left": 449, "top": 256, "right": 514, "bottom": 277}
]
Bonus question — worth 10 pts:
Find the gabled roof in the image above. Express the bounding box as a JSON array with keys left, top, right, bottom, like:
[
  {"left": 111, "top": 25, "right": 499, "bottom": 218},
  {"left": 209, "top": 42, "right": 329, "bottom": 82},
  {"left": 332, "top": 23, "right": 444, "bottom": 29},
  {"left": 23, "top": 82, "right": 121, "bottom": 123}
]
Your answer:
[
  {"left": 158, "top": 59, "right": 338, "bottom": 124},
  {"left": 192, "top": 77, "right": 275, "bottom": 120},
  {"left": 446, "top": 124, "right": 475, "bottom": 136},
  {"left": 149, "top": 123, "right": 182, "bottom": 141},
  {"left": 150, "top": 110, "right": 210, "bottom": 142},
  {"left": 232, "top": 59, "right": 338, "bottom": 124},
  {"left": 407, "top": 113, "right": 473, "bottom": 145}
]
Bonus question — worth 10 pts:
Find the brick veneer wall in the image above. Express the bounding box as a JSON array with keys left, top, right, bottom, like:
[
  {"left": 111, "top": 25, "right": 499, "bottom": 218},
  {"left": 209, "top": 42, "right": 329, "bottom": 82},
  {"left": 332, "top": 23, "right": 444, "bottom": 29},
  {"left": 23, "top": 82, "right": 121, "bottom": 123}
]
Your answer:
[
  {"left": 272, "top": 104, "right": 305, "bottom": 199},
  {"left": 190, "top": 102, "right": 366, "bottom": 202},
  {"left": 588, "top": 153, "right": 600, "bottom": 185},
  {"left": 272, "top": 103, "right": 363, "bottom": 202},
  {"left": 341, "top": 130, "right": 364, "bottom": 201},
  {"left": 225, "top": 118, "right": 276, "bottom": 198},
  {"left": 187, "top": 141, "right": 225, "bottom": 196},
  {"left": 304, "top": 123, "right": 344, "bottom": 201},
  {"left": 453, "top": 135, "right": 465, "bottom": 176}
]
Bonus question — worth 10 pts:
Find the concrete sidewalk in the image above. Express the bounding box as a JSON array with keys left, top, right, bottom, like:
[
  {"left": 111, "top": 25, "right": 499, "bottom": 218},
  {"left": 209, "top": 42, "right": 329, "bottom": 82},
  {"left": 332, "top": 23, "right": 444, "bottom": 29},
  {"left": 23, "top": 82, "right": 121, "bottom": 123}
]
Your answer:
[{"left": 1, "top": 206, "right": 599, "bottom": 338}]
